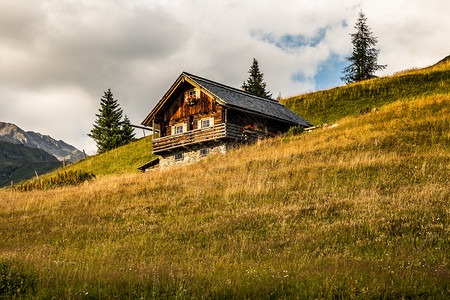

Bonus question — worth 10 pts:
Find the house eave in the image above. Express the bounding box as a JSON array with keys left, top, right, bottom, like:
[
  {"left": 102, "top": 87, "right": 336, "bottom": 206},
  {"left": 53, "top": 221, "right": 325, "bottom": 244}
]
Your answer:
[
  {"left": 141, "top": 74, "right": 185, "bottom": 126},
  {"left": 223, "top": 104, "right": 303, "bottom": 126},
  {"left": 141, "top": 72, "right": 226, "bottom": 126}
]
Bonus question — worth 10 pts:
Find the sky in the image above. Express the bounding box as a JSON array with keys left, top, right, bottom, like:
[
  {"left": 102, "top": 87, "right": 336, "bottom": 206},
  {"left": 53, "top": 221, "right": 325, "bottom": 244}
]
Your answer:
[{"left": 0, "top": 0, "right": 449, "bottom": 154}]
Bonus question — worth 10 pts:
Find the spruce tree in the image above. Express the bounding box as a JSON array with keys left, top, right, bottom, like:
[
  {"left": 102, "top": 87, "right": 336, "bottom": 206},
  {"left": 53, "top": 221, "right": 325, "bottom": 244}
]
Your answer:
[
  {"left": 120, "top": 115, "right": 135, "bottom": 146},
  {"left": 88, "top": 89, "right": 134, "bottom": 153},
  {"left": 242, "top": 58, "right": 272, "bottom": 99},
  {"left": 341, "top": 10, "right": 386, "bottom": 84}
]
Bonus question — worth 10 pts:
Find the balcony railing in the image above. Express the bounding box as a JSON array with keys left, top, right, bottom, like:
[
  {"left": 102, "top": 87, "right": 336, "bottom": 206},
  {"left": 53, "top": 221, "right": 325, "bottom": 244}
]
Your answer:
[{"left": 152, "top": 123, "right": 267, "bottom": 153}]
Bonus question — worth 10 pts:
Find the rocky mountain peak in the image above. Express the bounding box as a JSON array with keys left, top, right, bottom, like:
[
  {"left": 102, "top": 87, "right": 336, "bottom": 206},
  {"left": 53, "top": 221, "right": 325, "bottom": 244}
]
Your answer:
[{"left": 0, "top": 122, "right": 84, "bottom": 162}]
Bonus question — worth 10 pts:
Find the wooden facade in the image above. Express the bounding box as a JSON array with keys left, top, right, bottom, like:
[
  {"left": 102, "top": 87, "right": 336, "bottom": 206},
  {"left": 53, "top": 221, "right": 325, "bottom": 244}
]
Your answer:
[
  {"left": 142, "top": 72, "right": 312, "bottom": 159},
  {"left": 161, "top": 89, "right": 223, "bottom": 138}
]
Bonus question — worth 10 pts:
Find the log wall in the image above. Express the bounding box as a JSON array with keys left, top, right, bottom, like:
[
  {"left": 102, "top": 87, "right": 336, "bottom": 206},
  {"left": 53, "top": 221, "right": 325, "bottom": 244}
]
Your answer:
[{"left": 162, "top": 90, "right": 224, "bottom": 137}]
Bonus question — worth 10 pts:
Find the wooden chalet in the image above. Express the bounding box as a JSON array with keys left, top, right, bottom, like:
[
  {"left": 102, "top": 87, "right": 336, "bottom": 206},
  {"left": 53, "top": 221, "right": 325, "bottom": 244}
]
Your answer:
[{"left": 141, "top": 72, "right": 312, "bottom": 169}]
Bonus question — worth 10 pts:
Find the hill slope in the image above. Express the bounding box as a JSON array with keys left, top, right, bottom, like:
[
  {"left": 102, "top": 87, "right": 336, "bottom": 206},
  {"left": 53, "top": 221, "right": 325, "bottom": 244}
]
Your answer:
[
  {"left": 0, "top": 140, "right": 61, "bottom": 187},
  {"left": 0, "top": 122, "right": 84, "bottom": 162},
  {"left": 55, "top": 136, "right": 157, "bottom": 177},
  {"left": 0, "top": 63, "right": 448, "bottom": 298},
  {"left": 281, "top": 56, "right": 450, "bottom": 125}
]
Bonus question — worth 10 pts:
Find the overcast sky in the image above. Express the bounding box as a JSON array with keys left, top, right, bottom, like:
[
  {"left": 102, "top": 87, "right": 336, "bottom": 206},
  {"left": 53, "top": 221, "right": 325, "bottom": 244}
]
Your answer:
[{"left": 0, "top": 0, "right": 448, "bottom": 154}]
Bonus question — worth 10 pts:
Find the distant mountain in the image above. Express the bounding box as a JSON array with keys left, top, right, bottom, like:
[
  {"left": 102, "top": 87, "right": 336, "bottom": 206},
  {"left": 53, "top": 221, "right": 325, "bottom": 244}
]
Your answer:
[
  {"left": 0, "top": 140, "right": 61, "bottom": 187},
  {"left": 0, "top": 122, "right": 84, "bottom": 162}
]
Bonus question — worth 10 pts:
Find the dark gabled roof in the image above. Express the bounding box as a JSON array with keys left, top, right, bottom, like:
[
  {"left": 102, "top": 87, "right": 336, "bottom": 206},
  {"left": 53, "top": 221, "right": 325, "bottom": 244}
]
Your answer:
[
  {"left": 137, "top": 157, "right": 160, "bottom": 171},
  {"left": 142, "top": 72, "right": 312, "bottom": 127},
  {"left": 183, "top": 73, "right": 313, "bottom": 127}
]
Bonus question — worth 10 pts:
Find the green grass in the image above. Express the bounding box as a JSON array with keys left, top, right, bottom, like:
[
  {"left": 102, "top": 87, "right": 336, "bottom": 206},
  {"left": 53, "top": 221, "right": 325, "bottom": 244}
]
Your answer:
[
  {"left": 50, "top": 136, "right": 157, "bottom": 178},
  {"left": 281, "top": 58, "right": 450, "bottom": 125},
  {"left": 8, "top": 136, "right": 157, "bottom": 188},
  {"left": 0, "top": 61, "right": 449, "bottom": 298}
]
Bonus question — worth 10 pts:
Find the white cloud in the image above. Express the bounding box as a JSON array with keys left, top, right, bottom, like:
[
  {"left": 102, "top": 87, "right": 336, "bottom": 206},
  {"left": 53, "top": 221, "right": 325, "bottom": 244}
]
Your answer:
[{"left": 0, "top": 0, "right": 448, "bottom": 153}]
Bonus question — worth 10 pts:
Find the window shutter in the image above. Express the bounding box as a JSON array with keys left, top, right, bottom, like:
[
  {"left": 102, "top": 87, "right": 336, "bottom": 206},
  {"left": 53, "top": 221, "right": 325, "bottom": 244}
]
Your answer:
[
  {"left": 197, "top": 120, "right": 202, "bottom": 129},
  {"left": 171, "top": 126, "right": 175, "bottom": 135},
  {"left": 195, "top": 88, "right": 201, "bottom": 99},
  {"left": 183, "top": 123, "right": 187, "bottom": 133},
  {"left": 210, "top": 116, "right": 215, "bottom": 127}
]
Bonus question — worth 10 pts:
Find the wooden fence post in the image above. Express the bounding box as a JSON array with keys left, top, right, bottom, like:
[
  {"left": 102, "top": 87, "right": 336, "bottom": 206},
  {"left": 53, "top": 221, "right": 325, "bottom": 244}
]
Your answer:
[{"left": 152, "top": 119, "right": 155, "bottom": 140}]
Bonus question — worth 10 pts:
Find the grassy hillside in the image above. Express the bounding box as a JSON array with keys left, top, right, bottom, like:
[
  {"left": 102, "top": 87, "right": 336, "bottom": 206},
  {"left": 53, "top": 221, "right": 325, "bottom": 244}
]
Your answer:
[
  {"left": 0, "top": 63, "right": 449, "bottom": 298},
  {"left": 47, "top": 136, "right": 157, "bottom": 178},
  {"left": 281, "top": 56, "right": 450, "bottom": 125},
  {"left": 5, "top": 135, "right": 157, "bottom": 188}
]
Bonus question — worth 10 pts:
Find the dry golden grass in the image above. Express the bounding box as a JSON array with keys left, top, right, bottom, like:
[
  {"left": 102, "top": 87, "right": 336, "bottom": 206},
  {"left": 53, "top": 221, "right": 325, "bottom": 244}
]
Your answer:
[{"left": 0, "top": 95, "right": 449, "bottom": 298}]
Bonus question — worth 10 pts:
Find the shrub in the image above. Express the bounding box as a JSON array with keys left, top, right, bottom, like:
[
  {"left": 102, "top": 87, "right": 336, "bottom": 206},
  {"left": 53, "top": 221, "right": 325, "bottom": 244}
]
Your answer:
[
  {"left": 14, "top": 170, "right": 95, "bottom": 192},
  {"left": 0, "top": 261, "right": 37, "bottom": 298},
  {"left": 283, "top": 125, "right": 304, "bottom": 137},
  {"left": 358, "top": 107, "right": 371, "bottom": 115}
]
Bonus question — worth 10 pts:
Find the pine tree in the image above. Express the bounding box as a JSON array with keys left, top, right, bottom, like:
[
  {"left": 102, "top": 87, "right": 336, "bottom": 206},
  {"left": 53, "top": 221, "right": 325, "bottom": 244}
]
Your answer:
[
  {"left": 242, "top": 58, "right": 272, "bottom": 99},
  {"left": 88, "top": 89, "right": 134, "bottom": 153},
  {"left": 341, "top": 10, "right": 386, "bottom": 84},
  {"left": 120, "top": 115, "right": 135, "bottom": 146}
]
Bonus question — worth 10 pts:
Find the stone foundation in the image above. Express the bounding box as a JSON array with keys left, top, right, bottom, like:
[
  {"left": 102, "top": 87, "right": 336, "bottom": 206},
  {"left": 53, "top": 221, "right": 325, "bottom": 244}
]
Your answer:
[{"left": 159, "top": 142, "right": 234, "bottom": 169}]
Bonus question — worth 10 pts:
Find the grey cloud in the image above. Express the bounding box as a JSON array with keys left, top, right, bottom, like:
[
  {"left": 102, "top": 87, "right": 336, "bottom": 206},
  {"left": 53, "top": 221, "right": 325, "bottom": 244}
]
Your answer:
[
  {"left": 0, "top": 2, "right": 189, "bottom": 93},
  {"left": 0, "top": 2, "right": 46, "bottom": 46}
]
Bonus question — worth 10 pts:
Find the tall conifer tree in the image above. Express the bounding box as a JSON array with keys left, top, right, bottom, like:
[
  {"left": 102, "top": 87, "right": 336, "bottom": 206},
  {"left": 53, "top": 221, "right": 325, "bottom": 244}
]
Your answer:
[
  {"left": 88, "top": 89, "right": 134, "bottom": 153},
  {"left": 242, "top": 58, "right": 272, "bottom": 99},
  {"left": 341, "top": 10, "right": 386, "bottom": 84},
  {"left": 120, "top": 115, "right": 135, "bottom": 145}
]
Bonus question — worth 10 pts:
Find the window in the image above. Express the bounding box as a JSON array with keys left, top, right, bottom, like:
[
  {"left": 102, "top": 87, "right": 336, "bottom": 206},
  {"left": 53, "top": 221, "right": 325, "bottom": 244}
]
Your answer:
[
  {"left": 172, "top": 123, "right": 187, "bottom": 135},
  {"left": 202, "top": 119, "right": 211, "bottom": 128},
  {"left": 176, "top": 125, "right": 184, "bottom": 134},
  {"left": 185, "top": 88, "right": 200, "bottom": 101},
  {"left": 198, "top": 117, "right": 214, "bottom": 129},
  {"left": 200, "top": 148, "right": 209, "bottom": 156},
  {"left": 175, "top": 153, "right": 183, "bottom": 161}
]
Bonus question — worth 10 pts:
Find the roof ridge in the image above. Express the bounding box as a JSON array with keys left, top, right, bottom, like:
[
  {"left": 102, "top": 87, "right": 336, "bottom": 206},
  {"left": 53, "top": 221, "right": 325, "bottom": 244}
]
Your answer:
[{"left": 183, "top": 72, "right": 282, "bottom": 105}]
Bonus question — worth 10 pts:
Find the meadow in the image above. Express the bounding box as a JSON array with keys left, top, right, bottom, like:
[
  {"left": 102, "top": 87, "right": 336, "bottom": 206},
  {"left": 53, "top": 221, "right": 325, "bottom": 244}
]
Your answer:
[
  {"left": 0, "top": 61, "right": 449, "bottom": 298},
  {"left": 61, "top": 136, "right": 158, "bottom": 176},
  {"left": 281, "top": 57, "right": 450, "bottom": 125}
]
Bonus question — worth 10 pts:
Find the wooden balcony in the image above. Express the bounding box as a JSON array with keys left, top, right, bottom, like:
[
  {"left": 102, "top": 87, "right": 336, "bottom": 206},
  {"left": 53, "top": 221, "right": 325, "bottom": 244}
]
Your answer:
[{"left": 152, "top": 123, "right": 267, "bottom": 153}]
